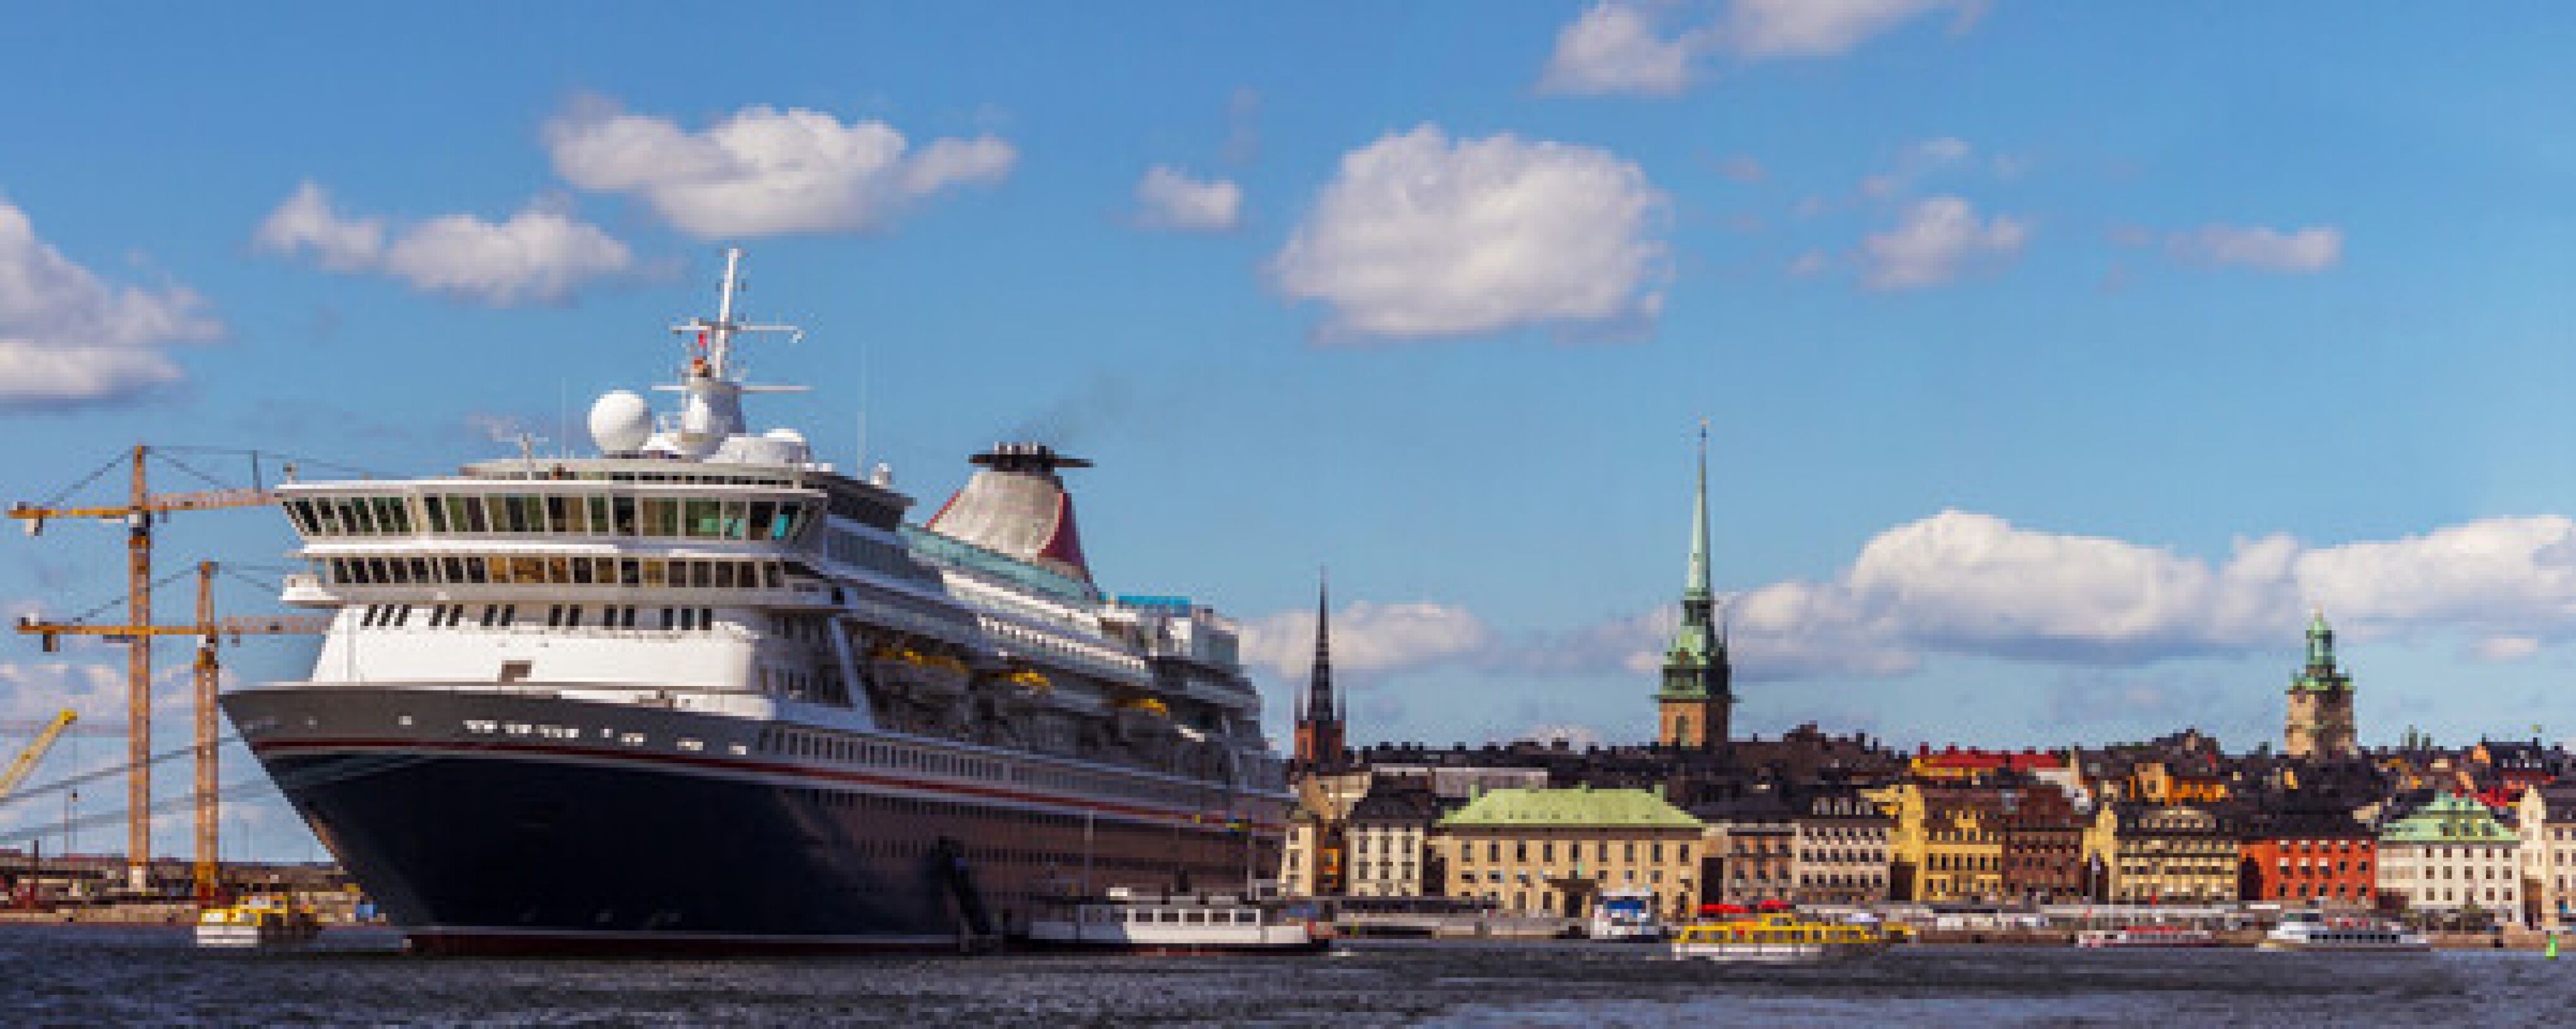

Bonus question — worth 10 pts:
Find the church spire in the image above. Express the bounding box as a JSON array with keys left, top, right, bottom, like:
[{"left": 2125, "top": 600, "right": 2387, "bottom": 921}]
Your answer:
[
  {"left": 1687, "top": 420, "right": 1712, "bottom": 602},
  {"left": 1656, "top": 422, "right": 1731, "bottom": 750},
  {"left": 1293, "top": 569, "right": 1346, "bottom": 771}
]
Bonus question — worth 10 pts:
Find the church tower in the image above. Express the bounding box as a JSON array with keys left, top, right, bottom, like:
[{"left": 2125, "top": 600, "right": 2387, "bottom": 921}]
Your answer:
[
  {"left": 1292, "top": 573, "right": 1347, "bottom": 771},
  {"left": 2284, "top": 609, "right": 2357, "bottom": 758},
  {"left": 1656, "top": 427, "right": 1733, "bottom": 750}
]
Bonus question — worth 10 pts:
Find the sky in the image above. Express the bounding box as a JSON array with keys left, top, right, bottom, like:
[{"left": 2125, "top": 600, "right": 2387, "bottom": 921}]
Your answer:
[{"left": 5, "top": 1, "right": 2576, "bottom": 859}]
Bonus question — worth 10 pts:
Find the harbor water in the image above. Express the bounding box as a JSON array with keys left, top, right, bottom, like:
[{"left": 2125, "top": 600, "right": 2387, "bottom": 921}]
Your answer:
[{"left": 0, "top": 928, "right": 2563, "bottom": 1026}]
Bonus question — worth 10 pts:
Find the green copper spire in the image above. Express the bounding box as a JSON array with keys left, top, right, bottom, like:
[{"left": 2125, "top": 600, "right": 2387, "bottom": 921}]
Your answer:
[
  {"left": 2306, "top": 607, "right": 2334, "bottom": 666},
  {"left": 2291, "top": 607, "right": 2351, "bottom": 694},
  {"left": 1687, "top": 420, "right": 1711, "bottom": 601}
]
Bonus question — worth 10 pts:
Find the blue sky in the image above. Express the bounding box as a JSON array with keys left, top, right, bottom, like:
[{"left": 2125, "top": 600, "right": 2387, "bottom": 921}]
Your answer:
[{"left": 6, "top": 2, "right": 2576, "bottom": 859}]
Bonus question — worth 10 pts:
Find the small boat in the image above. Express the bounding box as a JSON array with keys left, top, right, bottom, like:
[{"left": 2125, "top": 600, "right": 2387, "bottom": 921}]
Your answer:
[
  {"left": 2074, "top": 925, "right": 2220, "bottom": 949},
  {"left": 194, "top": 897, "right": 323, "bottom": 951},
  {"left": 1587, "top": 890, "right": 1666, "bottom": 942},
  {"left": 1022, "top": 887, "right": 1329, "bottom": 956},
  {"left": 2259, "top": 911, "right": 2429, "bottom": 952},
  {"left": 1669, "top": 911, "right": 1893, "bottom": 964}
]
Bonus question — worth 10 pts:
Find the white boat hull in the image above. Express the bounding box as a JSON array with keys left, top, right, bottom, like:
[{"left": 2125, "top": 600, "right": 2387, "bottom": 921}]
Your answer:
[{"left": 1669, "top": 940, "right": 1890, "bottom": 964}]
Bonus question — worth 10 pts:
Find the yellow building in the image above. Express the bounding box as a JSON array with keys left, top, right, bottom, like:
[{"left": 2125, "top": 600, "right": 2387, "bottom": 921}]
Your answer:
[
  {"left": 2086, "top": 803, "right": 2237, "bottom": 904},
  {"left": 1279, "top": 768, "right": 1373, "bottom": 897},
  {"left": 1432, "top": 786, "right": 1704, "bottom": 921},
  {"left": 1879, "top": 783, "right": 2005, "bottom": 903}
]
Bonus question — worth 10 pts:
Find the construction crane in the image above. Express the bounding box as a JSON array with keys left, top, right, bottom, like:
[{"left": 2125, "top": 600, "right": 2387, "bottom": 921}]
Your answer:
[
  {"left": 8, "top": 445, "right": 299, "bottom": 892},
  {"left": 16, "top": 562, "right": 327, "bottom": 902},
  {"left": 0, "top": 711, "right": 77, "bottom": 799}
]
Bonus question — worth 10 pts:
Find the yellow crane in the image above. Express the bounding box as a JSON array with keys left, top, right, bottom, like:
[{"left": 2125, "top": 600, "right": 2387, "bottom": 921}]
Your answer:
[
  {"left": 0, "top": 710, "right": 77, "bottom": 799},
  {"left": 16, "top": 562, "right": 327, "bottom": 903},
  {"left": 8, "top": 445, "right": 283, "bottom": 892}
]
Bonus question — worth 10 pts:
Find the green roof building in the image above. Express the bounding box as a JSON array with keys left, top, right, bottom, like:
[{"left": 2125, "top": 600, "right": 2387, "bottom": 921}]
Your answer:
[
  {"left": 2377, "top": 793, "right": 2523, "bottom": 924},
  {"left": 1433, "top": 787, "right": 1707, "bottom": 921}
]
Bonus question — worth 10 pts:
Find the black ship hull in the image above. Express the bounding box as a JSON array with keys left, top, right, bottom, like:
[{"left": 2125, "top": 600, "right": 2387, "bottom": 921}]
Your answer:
[{"left": 228, "top": 687, "right": 1281, "bottom": 956}]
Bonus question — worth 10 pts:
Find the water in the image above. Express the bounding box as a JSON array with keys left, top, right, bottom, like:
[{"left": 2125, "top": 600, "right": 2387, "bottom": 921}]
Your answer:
[{"left": 0, "top": 928, "right": 2559, "bottom": 1026}]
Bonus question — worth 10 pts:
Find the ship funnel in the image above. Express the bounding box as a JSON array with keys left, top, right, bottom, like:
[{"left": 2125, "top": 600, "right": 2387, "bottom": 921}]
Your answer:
[{"left": 926, "top": 442, "right": 1096, "bottom": 584}]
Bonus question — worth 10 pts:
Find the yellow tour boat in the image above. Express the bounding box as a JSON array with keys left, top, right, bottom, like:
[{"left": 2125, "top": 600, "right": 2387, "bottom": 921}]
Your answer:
[{"left": 1669, "top": 911, "right": 1893, "bottom": 964}]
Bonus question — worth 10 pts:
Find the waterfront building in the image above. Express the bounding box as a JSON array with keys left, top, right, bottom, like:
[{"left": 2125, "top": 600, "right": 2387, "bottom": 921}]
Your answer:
[
  {"left": 2238, "top": 804, "right": 2377, "bottom": 909},
  {"left": 2516, "top": 783, "right": 2576, "bottom": 929},
  {"left": 1344, "top": 785, "right": 1443, "bottom": 897},
  {"left": 1694, "top": 793, "right": 1796, "bottom": 907},
  {"left": 1790, "top": 790, "right": 1893, "bottom": 906},
  {"left": 2087, "top": 804, "right": 2238, "bottom": 904},
  {"left": 2284, "top": 611, "right": 2358, "bottom": 759},
  {"left": 1432, "top": 787, "right": 1703, "bottom": 921},
  {"left": 1881, "top": 784, "right": 2005, "bottom": 903},
  {"left": 1999, "top": 785, "right": 2088, "bottom": 905},
  {"left": 1654, "top": 430, "right": 1731, "bottom": 751},
  {"left": 1279, "top": 768, "right": 1373, "bottom": 897},
  {"left": 2377, "top": 792, "right": 2522, "bottom": 926}
]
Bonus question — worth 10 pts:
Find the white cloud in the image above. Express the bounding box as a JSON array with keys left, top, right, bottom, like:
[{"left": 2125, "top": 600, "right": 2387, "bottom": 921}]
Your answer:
[
  {"left": 1264, "top": 511, "right": 2576, "bottom": 692},
  {"left": 545, "top": 100, "right": 1016, "bottom": 238},
  {"left": 1861, "top": 195, "right": 2028, "bottom": 289},
  {"left": 0, "top": 196, "right": 219, "bottom": 409},
  {"left": 1537, "top": 1, "right": 1975, "bottom": 97},
  {"left": 2475, "top": 635, "right": 2541, "bottom": 662},
  {"left": 2167, "top": 223, "right": 2343, "bottom": 273},
  {"left": 253, "top": 181, "right": 384, "bottom": 272},
  {"left": 1132, "top": 166, "right": 1241, "bottom": 232},
  {"left": 1721, "top": 0, "right": 1971, "bottom": 59},
  {"left": 255, "top": 183, "right": 631, "bottom": 306},
  {"left": 1539, "top": 3, "right": 1704, "bottom": 97},
  {"left": 1273, "top": 125, "right": 1669, "bottom": 340},
  {"left": 1239, "top": 601, "right": 1490, "bottom": 681},
  {"left": 380, "top": 205, "right": 631, "bottom": 306}
]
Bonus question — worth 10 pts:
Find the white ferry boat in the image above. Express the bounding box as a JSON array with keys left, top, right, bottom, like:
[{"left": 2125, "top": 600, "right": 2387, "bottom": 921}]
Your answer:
[
  {"left": 2259, "top": 911, "right": 2429, "bottom": 952},
  {"left": 1023, "top": 887, "right": 1326, "bottom": 955},
  {"left": 1587, "top": 889, "right": 1664, "bottom": 942},
  {"left": 222, "top": 249, "right": 1291, "bottom": 955},
  {"left": 2074, "top": 926, "right": 2220, "bottom": 949}
]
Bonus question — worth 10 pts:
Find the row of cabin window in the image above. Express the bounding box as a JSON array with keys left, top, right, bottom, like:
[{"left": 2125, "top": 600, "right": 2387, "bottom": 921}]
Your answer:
[
  {"left": 324, "top": 554, "right": 785, "bottom": 590},
  {"left": 287, "top": 494, "right": 810, "bottom": 542},
  {"left": 370, "top": 603, "right": 710, "bottom": 631}
]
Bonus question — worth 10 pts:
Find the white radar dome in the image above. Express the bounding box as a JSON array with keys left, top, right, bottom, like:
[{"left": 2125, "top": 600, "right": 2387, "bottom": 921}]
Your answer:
[{"left": 588, "top": 390, "right": 653, "bottom": 454}]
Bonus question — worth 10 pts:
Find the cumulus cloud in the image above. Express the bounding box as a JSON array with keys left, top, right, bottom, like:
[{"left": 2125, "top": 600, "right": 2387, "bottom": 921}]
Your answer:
[
  {"left": 1272, "top": 125, "right": 1669, "bottom": 340},
  {"left": 2167, "top": 223, "right": 2343, "bottom": 273},
  {"left": 256, "top": 183, "right": 630, "bottom": 306},
  {"left": 1132, "top": 166, "right": 1241, "bottom": 232},
  {"left": 1861, "top": 195, "right": 2028, "bottom": 289},
  {"left": 1539, "top": 0, "right": 1977, "bottom": 96},
  {"left": 545, "top": 100, "right": 1015, "bottom": 238},
  {"left": 1259, "top": 511, "right": 2576, "bottom": 692},
  {"left": 0, "top": 196, "right": 220, "bottom": 409},
  {"left": 1239, "top": 601, "right": 1490, "bottom": 682},
  {"left": 1723, "top": 0, "right": 1975, "bottom": 58},
  {"left": 1539, "top": 3, "right": 1706, "bottom": 97}
]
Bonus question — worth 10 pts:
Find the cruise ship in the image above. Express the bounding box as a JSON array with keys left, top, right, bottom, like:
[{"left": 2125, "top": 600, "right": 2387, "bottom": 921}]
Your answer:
[{"left": 223, "top": 249, "right": 1291, "bottom": 954}]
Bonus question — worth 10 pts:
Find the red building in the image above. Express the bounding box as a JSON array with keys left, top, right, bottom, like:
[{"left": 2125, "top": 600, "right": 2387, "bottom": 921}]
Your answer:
[{"left": 2240, "top": 805, "right": 2377, "bottom": 909}]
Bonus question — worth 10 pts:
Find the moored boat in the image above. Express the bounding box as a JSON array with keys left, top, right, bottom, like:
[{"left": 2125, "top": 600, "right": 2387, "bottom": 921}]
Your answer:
[
  {"left": 1669, "top": 911, "right": 1892, "bottom": 964},
  {"left": 2259, "top": 911, "right": 2429, "bottom": 952},
  {"left": 1587, "top": 889, "right": 1666, "bottom": 942},
  {"left": 2074, "top": 925, "right": 2220, "bottom": 949},
  {"left": 195, "top": 897, "right": 323, "bottom": 951},
  {"left": 1022, "top": 887, "right": 1328, "bottom": 955}
]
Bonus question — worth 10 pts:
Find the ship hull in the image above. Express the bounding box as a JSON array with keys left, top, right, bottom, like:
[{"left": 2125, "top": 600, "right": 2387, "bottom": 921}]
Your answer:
[{"left": 227, "top": 685, "right": 1282, "bottom": 956}]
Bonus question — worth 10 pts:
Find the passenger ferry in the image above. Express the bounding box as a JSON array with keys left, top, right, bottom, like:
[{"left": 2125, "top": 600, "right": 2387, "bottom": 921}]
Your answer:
[
  {"left": 223, "top": 249, "right": 1291, "bottom": 954},
  {"left": 1669, "top": 912, "right": 1893, "bottom": 964},
  {"left": 2074, "top": 925, "right": 2220, "bottom": 949},
  {"left": 2259, "top": 911, "right": 2429, "bottom": 952},
  {"left": 194, "top": 898, "right": 323, "bottom": 950},
  {"left": 1022, "top": 886, "right": 1326, "bottom": 955}
]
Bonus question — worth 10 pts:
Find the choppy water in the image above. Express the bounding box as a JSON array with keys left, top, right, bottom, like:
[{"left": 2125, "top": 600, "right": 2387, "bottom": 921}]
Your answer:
[{"left": 0, "top": 928, "right": 2561, "bottom": 1026}]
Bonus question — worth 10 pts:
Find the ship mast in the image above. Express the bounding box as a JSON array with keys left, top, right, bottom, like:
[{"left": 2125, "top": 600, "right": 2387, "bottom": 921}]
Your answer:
[{"left": 658, "top": 247, "right": 807, "bottom": 455}]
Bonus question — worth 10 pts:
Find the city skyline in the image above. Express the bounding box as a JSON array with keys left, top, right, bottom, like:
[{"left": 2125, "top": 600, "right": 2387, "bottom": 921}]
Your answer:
[{"left": 7, "top": 4, "right": 2576, "bottom": 861}]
